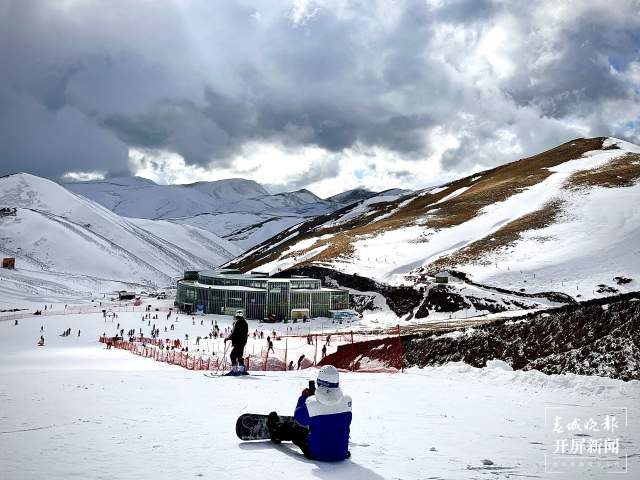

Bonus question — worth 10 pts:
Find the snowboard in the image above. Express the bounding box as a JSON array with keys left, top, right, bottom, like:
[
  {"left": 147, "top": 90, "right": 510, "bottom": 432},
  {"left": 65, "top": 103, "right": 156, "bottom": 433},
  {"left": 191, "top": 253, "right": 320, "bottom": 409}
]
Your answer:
[
  {"left": 204, "top": 372, "right": 265, "bottom": 378},
  {"left": 235, "top": 413, "right": 293, "bottom": 441}
]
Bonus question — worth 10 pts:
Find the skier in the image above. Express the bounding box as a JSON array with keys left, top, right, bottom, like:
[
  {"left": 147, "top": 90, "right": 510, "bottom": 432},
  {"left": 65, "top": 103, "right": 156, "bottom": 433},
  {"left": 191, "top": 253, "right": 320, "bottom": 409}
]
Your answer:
[
  {"left": 267, "top": 365, "right": 352, "bottom": 461},
  {"left": 322, "top": 344, "right": 327, "bottom": 359},
  {"left": 297, "top": 354, "right": 305, "bottom": 370},
  {"left": 266, "top": 336, "right": 274, "bottom": 354},
  {"left": 224, "top": 312, "right": 248, "bottom": 375}
]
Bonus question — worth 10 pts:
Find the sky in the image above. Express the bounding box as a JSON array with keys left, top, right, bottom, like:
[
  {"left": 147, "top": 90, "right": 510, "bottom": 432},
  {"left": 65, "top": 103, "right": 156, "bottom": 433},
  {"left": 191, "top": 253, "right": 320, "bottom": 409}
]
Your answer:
[{"left": 1, "top": 0, "right": 639, "bottom": 197}]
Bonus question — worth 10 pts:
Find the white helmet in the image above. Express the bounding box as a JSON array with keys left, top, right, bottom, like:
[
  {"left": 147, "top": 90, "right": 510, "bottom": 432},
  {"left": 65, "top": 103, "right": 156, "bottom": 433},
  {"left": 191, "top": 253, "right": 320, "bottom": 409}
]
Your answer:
[{"left": 315, "top": 365, "right": 343, "bottom": 405}]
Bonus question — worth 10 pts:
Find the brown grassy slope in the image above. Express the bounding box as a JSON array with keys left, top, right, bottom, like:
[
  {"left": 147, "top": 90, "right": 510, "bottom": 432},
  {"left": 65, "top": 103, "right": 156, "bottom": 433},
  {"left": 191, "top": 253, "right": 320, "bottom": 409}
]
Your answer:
[
  {"left": 427, "top": 200, "right": 565, "bottom": 272},
  {"left": 567, "top": 152, "right": 640, "bottom": 189},
  {"left": 428, "top": 147, "right": 640, "bottom": 272},
  {"left": 229, "top": 137, "right": 609, "bottom": 272}
]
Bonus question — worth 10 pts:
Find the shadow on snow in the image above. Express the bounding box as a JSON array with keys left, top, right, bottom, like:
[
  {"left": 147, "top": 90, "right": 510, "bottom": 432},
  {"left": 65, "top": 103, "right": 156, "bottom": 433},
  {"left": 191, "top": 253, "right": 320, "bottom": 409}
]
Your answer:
[{"left": 238, "top": 441, "right": 385, "bottom": 480}]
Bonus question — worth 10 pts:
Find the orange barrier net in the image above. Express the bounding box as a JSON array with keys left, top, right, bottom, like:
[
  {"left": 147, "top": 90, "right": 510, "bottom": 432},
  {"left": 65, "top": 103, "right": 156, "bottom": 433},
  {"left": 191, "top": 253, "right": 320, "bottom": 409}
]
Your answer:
[{"left": 100, "top": 326, "right": 404, "bottom": 374}]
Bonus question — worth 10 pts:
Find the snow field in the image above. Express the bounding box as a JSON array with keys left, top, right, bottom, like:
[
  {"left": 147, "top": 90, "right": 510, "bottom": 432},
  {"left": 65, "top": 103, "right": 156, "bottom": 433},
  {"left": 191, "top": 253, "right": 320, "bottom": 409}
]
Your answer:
[{"left": 1, "top": 310, "right": 639, "bottom": 479}]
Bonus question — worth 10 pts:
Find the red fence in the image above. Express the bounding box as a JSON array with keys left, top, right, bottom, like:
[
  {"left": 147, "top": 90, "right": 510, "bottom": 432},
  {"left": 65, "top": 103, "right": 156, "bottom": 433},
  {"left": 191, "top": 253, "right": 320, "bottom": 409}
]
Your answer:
[
  {"left": 100, "top": 326, "right": 404, "bottom": 374},
  {"left": 99, "top": 336, "right": 228, "bottom": 371}
]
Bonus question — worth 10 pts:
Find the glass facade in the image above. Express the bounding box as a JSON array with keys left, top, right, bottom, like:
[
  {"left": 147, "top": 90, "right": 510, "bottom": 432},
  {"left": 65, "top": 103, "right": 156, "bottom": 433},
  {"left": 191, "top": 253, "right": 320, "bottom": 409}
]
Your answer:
[{"left": 176, "top": 270, "right": 349, "bottom": 320}]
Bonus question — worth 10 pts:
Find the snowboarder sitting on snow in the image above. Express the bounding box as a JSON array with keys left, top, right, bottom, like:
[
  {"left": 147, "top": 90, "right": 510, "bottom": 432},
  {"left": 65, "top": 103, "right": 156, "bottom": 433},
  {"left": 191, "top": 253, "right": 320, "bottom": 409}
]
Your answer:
[
  {"left": 224, "top": 313, "right": 248, "bottom": 375},
  {"left": 268, "top": 365, "right": 352, "bottom": 461}
]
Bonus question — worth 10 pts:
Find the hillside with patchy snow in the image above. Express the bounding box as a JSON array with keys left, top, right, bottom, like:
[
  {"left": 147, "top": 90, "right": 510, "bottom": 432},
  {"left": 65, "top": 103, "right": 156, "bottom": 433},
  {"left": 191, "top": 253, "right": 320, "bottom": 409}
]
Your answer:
[
  {"left": 65, "top": 177, "right": 344, "bottom": 249},
  {"left": 227, "top": 137, "right": 640, "bottom": 316},
  {"left": 0, "top": 174, "right": 241, "bottom": 306}
]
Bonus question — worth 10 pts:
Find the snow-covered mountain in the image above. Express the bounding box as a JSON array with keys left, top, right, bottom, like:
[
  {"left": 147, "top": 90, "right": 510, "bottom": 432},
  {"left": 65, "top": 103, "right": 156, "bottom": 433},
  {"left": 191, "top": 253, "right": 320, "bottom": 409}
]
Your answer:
[
  {"left": 185, "top": 178, "right": 269, "bottom": 200},
  {"left": 0, "top": 173, "right": 242, "bottom": 305},
  {"left": 65, "top": 178, "right": 344, "bottom": 249},
  {"left": 326, "top": 188, "right": 378, "bottom": 205},
  {"left": 226, "top": 137, "right": 640, "bottom": 313},
  {"left": 326, "top": 188, "right": 411, "bottom": 206}
]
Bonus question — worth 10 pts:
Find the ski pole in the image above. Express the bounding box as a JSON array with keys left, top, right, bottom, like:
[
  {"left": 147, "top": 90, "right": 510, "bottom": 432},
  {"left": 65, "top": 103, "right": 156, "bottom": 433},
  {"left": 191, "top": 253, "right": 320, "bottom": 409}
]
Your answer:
[{"left": 216, "top": 341, "right": 229, "bottom": 375}]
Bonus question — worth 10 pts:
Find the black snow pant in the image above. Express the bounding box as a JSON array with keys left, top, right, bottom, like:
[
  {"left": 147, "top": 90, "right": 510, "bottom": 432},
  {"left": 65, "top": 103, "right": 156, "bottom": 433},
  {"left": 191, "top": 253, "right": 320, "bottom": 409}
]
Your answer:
[
  {"left": 230, "top": 343, "right": 246, "bottom": 366},
  {"left": 268, "top": 412, "right": 310, "bottom": 458}
]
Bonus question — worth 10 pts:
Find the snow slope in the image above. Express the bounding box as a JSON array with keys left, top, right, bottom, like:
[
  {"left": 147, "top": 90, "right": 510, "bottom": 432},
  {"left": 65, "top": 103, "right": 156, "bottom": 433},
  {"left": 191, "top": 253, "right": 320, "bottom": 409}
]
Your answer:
[
  {"left": 1, "top": 310, "right": 638, "bottom": 479},
  {"left": 0, "top": 174, "right": 241, "bottom": 306},
  {"left": 228, "top": 137, "right": 640, "bottom": 302},
  {"left": 186, "top": 178, "right": 270, "bottom": 200}
]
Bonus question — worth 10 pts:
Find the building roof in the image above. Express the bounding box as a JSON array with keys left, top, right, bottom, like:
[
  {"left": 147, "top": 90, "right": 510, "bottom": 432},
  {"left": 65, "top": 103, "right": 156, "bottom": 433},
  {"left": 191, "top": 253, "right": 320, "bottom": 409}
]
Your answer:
[
  {"left": 178, "top": 280, "right": 264, "bottom": 292},
  {"left": 178, "top": 280, "right": 345, "bottom": 294},
  {"left": 197, "top": 270, "right": 316, "bottom": 283}
]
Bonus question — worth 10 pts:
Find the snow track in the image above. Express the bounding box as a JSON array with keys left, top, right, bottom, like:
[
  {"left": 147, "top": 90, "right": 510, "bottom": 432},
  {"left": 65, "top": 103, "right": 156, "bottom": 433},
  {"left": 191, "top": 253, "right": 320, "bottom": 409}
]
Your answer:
[{"left": 1, "top": 310, "right": 638, "bottom": 479}]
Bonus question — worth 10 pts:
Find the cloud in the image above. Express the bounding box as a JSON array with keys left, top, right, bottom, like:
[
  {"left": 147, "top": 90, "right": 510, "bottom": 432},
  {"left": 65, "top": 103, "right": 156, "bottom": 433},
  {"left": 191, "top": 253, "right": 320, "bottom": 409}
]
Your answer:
[{"left": 0, "top": 0, "right": 638, "bottom": 195}]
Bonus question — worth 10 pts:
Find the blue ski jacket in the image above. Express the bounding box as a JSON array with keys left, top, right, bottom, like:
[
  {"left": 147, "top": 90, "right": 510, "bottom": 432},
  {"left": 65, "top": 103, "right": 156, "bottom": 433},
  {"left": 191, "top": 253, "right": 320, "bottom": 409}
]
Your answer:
[{"left": 294, "top": 394, "right": 352, "bottom": 461}]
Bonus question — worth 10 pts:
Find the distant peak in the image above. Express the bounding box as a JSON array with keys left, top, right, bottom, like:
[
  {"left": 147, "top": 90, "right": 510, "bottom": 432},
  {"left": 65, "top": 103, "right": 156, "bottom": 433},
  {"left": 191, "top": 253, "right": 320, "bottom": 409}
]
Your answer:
[
  {"left": 327, "top": 187, "right": 378, "bottom": 204},
  {"left": 185, "top": 178, "right": 270, "bottom": 199},
  {"left": 63, "top": 175, "right": 157, "bottom": 186}
]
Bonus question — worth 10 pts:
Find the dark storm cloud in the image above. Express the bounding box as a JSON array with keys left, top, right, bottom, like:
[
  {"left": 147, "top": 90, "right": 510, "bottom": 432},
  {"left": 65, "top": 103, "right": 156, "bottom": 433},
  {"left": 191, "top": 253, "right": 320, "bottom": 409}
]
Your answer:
[
  {"left": 0, "top": 0, "right": 638, "bottom": 185},
  {"left": 503, "top": 6, "right": 640, "bottom": 118}
]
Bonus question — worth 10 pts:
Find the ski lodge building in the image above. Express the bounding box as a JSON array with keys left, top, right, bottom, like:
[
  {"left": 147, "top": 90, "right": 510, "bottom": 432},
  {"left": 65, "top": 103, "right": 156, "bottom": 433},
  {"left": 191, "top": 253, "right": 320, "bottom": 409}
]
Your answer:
[{"left": 176, "top": 269, "right": 349, "bottom": 321}]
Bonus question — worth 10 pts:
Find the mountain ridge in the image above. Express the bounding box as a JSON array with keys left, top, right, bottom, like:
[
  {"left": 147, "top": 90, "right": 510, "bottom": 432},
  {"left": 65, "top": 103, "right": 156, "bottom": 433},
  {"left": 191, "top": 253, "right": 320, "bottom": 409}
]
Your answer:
[
  {"left": 225, "top": 137, "right": 640, "bottom": 312},
  {"left": 0, "top": 173, "right": 241, "bottom": 306},
  {"left": 64, "top": 176, "right": 393, "bottom": 248}
]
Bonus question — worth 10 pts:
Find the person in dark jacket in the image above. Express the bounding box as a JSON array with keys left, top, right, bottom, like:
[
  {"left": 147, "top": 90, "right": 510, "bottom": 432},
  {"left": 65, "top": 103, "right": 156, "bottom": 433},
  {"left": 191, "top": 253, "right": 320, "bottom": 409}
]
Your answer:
[
  {"left": 224, "top": 313, "right": 249, "bottom": 375},
  {"left": 268, "top": 365, "right": 352, "bottom": 461}
]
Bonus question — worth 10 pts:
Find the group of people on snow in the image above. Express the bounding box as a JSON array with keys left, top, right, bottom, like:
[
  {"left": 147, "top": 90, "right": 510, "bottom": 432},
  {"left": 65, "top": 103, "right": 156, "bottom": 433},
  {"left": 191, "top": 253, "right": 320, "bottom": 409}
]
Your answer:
[
  {"left": 27, "top": 300, "right": 351, "bottom": 462},
  {"left": 59, "top": 327, "right": 79, "bottom": 337}
]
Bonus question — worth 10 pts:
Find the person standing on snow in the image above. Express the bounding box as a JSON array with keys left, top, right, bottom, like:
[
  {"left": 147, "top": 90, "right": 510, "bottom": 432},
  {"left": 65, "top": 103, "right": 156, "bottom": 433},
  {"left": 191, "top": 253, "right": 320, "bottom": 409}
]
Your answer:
[
  {"left": 224, "top": 313, "right": 248, "bottom": 375},
  {"left": 267, "top": 365, "right": 352, "bottom": 461}
]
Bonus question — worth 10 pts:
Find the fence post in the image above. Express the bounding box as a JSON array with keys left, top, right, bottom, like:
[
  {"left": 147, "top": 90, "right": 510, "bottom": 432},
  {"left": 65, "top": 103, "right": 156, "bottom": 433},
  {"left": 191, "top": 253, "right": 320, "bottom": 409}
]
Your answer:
[
  {"left": 284, "top": 337, "right": 288, "bottom": 372},
  {"left": 314, "top": 334, "right": 318, "bottom": 366},
  {"left": 397, "top": 324, "right": 403, "bottom": 372},
  {"left": 350, "top": 331, "right": 354, "bottom": 371}
]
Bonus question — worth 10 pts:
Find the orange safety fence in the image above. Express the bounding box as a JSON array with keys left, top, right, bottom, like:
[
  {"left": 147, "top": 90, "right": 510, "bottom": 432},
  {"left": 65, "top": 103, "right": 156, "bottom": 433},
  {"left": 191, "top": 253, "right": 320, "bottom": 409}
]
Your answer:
[
  {"left": 99, "top": 325, "right": 404, "bottom": 373},
  {"left": 99, "top": 336, "right": 227, "bottom": 371}
]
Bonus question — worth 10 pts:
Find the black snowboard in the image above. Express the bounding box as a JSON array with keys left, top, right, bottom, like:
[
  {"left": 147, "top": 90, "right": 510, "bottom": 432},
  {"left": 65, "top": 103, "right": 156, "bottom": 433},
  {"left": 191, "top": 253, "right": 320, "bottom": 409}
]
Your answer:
[{"left": 235, "top": 413, "right": 293, "bottom": 441}]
